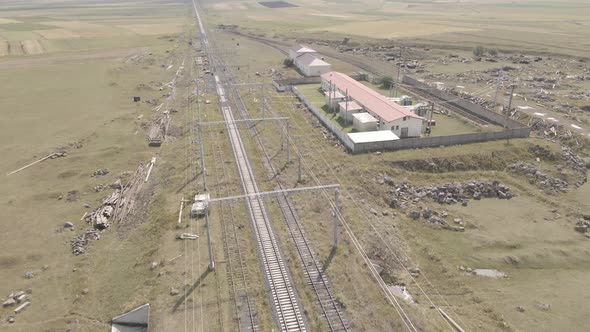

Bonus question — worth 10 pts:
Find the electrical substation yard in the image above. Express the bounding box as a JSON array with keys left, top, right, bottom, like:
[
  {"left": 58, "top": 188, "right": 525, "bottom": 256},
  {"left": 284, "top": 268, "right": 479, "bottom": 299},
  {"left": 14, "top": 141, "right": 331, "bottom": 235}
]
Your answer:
[{"left": 192, "top": 1, "right": 306, "bottom": 330}]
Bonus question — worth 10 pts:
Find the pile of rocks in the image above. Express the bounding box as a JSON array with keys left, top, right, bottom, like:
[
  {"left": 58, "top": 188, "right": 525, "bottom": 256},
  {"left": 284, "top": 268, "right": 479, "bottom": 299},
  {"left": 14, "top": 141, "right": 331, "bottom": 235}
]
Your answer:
[
  {"left": 389, "top": 180, "right": 512, "bottom": 208},
  {"left": 71, "top": 230, "right": 100, "bottom": 256},
  {"left": 562, "top": 146, "right": 588, "bottom": 187},
  {"left": 409, "top": 208, "right": 465, "bottom": 232},
  {"left": 574, "top": 215, "right": 590, "bottom": 238},
  {"left": 507, "top": 162, "right": 569, "bottom": 194},
  {"left": 92, "top": 168, "right": 109, "bottom": 177}
]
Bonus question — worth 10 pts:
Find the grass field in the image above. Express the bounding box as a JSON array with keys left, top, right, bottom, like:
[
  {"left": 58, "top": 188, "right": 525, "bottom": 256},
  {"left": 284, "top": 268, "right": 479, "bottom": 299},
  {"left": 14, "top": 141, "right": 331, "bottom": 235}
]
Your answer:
[
  {"left": 202, "top": 0, "right": 590, "bottom": 58},
  {"left": 0, "top": 0, "right": 197, "bottom": 330}
]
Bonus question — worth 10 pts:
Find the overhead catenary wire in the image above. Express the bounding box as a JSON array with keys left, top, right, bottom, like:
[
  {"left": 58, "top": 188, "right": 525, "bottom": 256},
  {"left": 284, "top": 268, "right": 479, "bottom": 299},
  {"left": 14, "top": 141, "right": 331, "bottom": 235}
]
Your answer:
[{"left": 264, "top": 88, "right": 465, "bottom": 331}]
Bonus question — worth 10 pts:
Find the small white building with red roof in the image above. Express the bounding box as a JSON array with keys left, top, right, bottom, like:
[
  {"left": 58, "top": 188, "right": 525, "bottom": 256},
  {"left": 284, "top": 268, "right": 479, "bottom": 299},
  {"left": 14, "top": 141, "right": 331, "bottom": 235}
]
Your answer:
[{"left": 321, "top": 71, "right": 424, "bottom": 137}]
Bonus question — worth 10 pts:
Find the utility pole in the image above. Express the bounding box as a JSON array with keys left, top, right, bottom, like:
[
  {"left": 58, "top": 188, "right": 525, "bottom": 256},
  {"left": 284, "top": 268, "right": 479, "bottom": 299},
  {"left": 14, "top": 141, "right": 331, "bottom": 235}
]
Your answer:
[
  {"left": 505, "top": 84, "right": 516, "bottom": 144},
  {"left": 395, "top": 48, "right": 402, "bottom": 97},
  {"left": 297, "top": 137, "right": 302, "bottom": 183},
  {"left": 493, "top": 70, "right": 502, "bottom": 111},
  {"left": 205, "top": 213, "right": 214, "bottom": 271},
  {"left": 333, "top": 189, "right": 339, "bottom": 249},
  {"left": 287, "top": 123, "right": 291, "bottom": 163}
]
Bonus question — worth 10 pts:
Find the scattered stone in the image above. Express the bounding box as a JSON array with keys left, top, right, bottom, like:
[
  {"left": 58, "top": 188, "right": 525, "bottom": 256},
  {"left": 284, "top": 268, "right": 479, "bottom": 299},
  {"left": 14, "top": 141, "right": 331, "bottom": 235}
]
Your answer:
[
  {"left": 7, "top": 316, "right": 14, "bottom": 323},
  {"left": 16, "top": 294, "right": 26, "bottom": 303},
  {"left": 110, "top": 179, "right": 123, "bottom": 189},
  {"left": 409, "top": 211, "right": 420, "bottom": 220},
  {"left": 408, "top": 267, "right": 420, "bottom": 277},
  {"left": 382, "top": 211, "right": 389, "bottom": 216},
  {"left": 71, "top": 230, "right": 101, "bottom": 255},
  {"left": 42, "top": 265, "right": 49, "bottom": 271},
  {"left": 370, "top": 208, "right": 378, "bottom": 216},
  {"left": 516, "top": 306, "right": 525, "bottom": 312},
  {"left": 65, "top": 190, "right": 80, "bottom": 202},
  {"left": 64, "top": 222, "right": 74, "bottom": 229},
  {"left": 151, "top": 262, "right": 159, "bottom": 270},
  {"left": 536, "top": 303, "right": 551, "bottom": 311},
  {"left": 170, "top": 288, "right": 179, "bottom": 296},
  {"left": 25, "top": 288, "right": 32, "bottom": 294},
  {"left": 24, "top": 272, "right": 34, "bottom": 279},
  {"left": 507, "top": 162, "right": 569, "bottom": 194},
  {"left": 81, "top": 288, "right": 89, "bottom": 295},
  {"left": 93, "top": 169, "right": 110, "bottom": 177},
  {"left": 441, "top": 211, "right": 448, "bottom": 218}
]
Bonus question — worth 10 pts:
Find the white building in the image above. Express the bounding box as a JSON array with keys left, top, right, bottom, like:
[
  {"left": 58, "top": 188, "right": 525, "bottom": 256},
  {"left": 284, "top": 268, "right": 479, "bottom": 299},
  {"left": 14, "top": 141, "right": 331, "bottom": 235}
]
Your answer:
[
  {"left": 295, "top": 53, "right": 332, "bottom": 77},
  {"left": 321, "top": 72, "right": 424, "bottom": 138},
  {"left": 338, "top": 100, "right": 363, "bottom": 124},
  {"left": 289, "top": 44, "right": 317, "bottom": 60},
  {"left": 352, "top": 112, "right": 378, "bottom": 132}
]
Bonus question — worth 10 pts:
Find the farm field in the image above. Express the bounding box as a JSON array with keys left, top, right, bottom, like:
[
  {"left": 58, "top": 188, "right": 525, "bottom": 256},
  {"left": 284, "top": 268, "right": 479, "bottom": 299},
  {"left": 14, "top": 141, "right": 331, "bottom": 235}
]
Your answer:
[{"left": 202, "top": 0, "right": 590, "bottom": 57}]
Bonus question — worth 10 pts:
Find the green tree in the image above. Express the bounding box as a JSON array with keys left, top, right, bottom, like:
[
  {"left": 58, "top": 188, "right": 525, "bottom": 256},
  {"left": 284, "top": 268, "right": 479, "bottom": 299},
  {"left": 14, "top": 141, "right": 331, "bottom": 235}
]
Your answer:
[
  {"left": 473, "top": 45, "right": 486, "bottom": 57},
  {"left": 378, "top": 75, "right": 394, "bottom": 89}
]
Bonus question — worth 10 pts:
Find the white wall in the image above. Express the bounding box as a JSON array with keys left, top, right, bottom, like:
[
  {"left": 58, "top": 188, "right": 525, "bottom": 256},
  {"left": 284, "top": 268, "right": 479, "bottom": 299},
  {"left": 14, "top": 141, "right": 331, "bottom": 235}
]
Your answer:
[
  {"left": 378, "top": 117, "right": 423, "bottom": 138},
  {"left": 298, "top": 63, "right": 331, "bottom": 77},
  {"left": 353, "top": 117, "right": 378, "bottom": 132}
]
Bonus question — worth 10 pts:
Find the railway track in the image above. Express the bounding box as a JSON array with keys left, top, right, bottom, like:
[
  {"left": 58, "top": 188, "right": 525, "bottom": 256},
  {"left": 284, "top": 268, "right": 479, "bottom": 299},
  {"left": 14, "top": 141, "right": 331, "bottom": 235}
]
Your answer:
[
  {"left": 209, "top": 124, "right": 259, "bottom": 331},
  {"left": 192, "top": 1, "right": 307, "bottom": 331},
  {"left": 224, "top": 77, "right": 351, "bottom": 331}
]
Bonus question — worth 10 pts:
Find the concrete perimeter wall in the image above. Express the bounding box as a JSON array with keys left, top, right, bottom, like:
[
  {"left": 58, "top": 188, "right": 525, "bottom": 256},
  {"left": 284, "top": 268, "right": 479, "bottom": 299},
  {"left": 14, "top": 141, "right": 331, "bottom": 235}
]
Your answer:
[
  {"left": 289, "top": 79, "right": 531, "bottom": 154},
  {"left": 291, "top": 86, "right": 355, "bottom": 151},
  {"left": 402, "top": 75, "right": 525, "bottom": 129},
  {"left": 352, "top": 128, "right": 531, "bottom": 153}
]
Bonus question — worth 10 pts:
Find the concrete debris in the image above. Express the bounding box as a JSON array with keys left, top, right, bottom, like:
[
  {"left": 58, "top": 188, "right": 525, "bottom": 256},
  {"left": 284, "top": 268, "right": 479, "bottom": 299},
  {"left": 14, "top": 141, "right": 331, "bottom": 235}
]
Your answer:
[
  {"left": 390, "top": 180, "right": 512, "bottom": 208},
  {"left": 110, "top": 179, "right": 123, "bottom": 189},
  {"left": 151, "top": 261, "right": 159, "bottom": 269},
  {"left": 71, "top": 230, "right": 100, "bottom": 256},
  {"left": 92, "top": 168, "right": 109, "bottom": 177},
  {"left": 177, "top": 233, "right": 198, "bottom": 240},
  {"left": 14, "top": 301, "right": 30, "bottom": 314},
  {"left": 7, "top": 316, "right": 15, "bottom": 323},
  {"left": 3, "top": 298, "right": 16, "bottom": 307},
  {"left": 507, "top": 162, "right": 569, "bottom": 194}
]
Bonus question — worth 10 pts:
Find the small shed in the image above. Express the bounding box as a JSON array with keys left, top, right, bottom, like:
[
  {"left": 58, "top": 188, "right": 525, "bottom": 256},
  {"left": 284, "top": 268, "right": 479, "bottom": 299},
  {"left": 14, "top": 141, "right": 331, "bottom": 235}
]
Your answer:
[
  {"left": 324, "top": 90, "right": 345, "bottom": 109},
  {"left": 352, "top": 112, "right": 378, "bottom": 132},
  {"left": 338, "top": 100, "right": 363, "bottom": 124},
  {"left": 348, "top": 130, "right": 399, "bottom": 144},
  {"left": 295, "top": 53, "right": 331, "bottom": 77}
]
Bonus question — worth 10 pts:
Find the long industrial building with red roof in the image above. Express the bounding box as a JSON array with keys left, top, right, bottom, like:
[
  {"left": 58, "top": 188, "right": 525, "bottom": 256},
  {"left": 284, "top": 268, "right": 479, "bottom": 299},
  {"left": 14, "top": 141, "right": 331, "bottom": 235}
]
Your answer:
[{"left": 320, "top": 71, "right": 424, "bottom": 138}]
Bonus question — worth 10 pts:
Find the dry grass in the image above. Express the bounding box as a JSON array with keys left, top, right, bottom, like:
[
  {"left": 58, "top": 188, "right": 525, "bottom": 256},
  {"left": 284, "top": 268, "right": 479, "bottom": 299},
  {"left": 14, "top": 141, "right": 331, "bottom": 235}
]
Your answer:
[
  {"left": 21, "top": 39, "right": 44, "bottom": 54},
  {"left": 117, "top": 23, "right": 184, "bottom": 36},
  {"left": 34, "top": 28, "right": 80, "bottom": 40}
]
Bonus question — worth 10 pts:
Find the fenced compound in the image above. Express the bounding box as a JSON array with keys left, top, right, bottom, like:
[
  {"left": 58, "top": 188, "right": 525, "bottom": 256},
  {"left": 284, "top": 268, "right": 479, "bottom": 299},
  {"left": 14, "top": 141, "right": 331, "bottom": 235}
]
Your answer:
[{"left": 287, "top": 82, "right": 531, "bottom": 154}]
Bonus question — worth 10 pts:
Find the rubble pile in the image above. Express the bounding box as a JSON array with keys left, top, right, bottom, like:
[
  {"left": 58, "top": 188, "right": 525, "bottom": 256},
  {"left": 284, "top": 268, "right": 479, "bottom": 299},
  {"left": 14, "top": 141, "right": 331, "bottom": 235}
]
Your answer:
[
  {"left": 408, "top": 208, "right": 465, "bottom": 231},
  {"left": 84, "top": 190, "right": 120, "bottom": 230},
  {"left": 561, "top": 146, "right": 588, "bottom": 186},
  {"left": 530, "top": 118, "right": 576, "bottom": 141},
  {"left": 71, "top": 230, "right": 101, "bottom": 256},
  {"left": 575, "top": 216, "right": 590, "bottom": 237},
  {"left": 507, "top": 162, "right": 569, "bottom": 194},
  {"left": 388, "top": 180, "right": 513, "bottom": 209}
]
